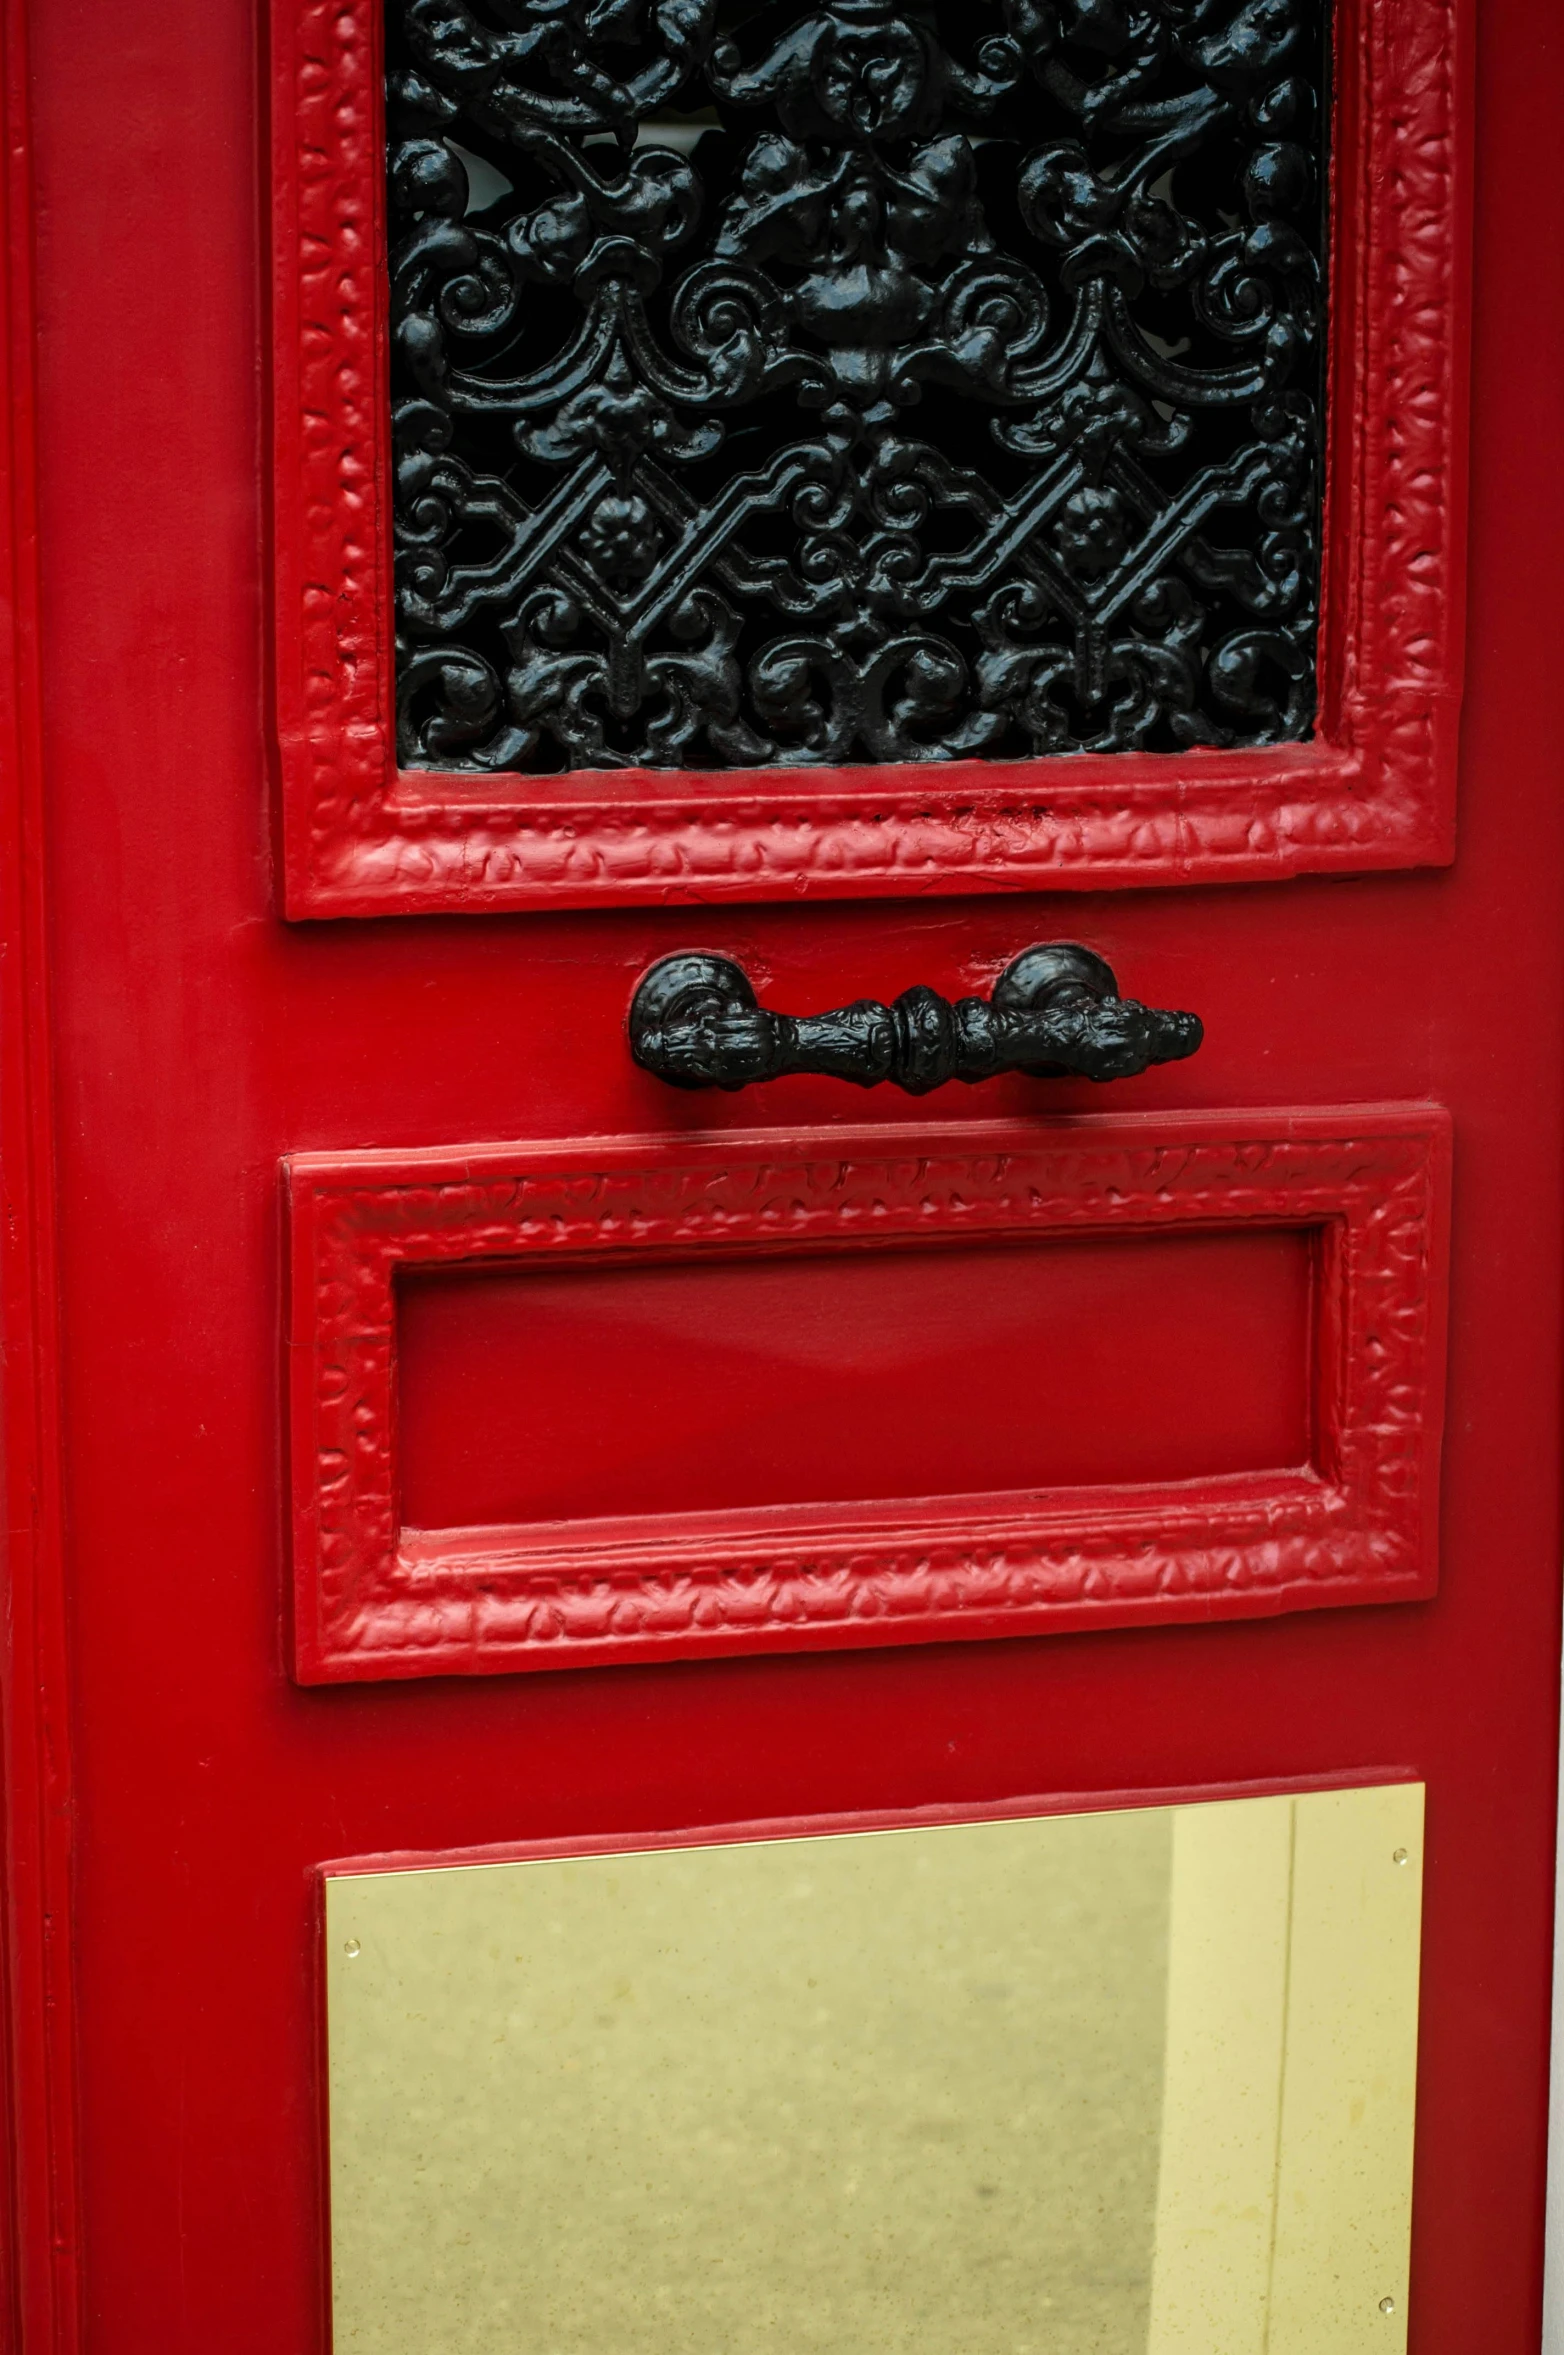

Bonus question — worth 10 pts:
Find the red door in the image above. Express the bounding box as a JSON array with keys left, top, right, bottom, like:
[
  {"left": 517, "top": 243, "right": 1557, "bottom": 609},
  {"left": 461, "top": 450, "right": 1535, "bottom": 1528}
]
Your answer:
[{"left": 1, "top": 0, "right": 1562, "bottom": 2339}]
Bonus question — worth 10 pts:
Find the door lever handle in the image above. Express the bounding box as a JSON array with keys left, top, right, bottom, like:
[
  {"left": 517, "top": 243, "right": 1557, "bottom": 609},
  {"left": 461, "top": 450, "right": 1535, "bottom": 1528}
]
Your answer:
[{"left": 630, "top": 945, "right": 1202, "bottom": 1095}]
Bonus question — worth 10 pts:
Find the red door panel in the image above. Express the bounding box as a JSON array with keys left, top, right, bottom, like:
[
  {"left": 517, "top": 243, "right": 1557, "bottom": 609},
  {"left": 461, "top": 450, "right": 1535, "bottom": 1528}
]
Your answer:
[
  {"left": 287, "top": 1111, "right": 1447, "bottom": 1679},
  {"left": 270, "top": 0, "right": 1468, "bottom": 911},
  {"left": 0, "top": 0, "right": 1560, "bottom": 2345}
]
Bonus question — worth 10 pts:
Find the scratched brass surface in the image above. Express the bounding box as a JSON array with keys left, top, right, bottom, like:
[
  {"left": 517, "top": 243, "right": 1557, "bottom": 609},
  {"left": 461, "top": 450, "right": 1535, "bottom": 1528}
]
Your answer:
[{"left": 325, "top": 1786, "right": 1421, "bottom": 2355}]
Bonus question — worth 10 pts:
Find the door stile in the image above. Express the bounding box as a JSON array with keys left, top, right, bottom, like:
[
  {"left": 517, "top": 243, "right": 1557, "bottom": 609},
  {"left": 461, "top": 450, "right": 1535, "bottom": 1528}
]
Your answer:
[{"left": 0, "top": 0, "right": 81, "bottom": 2342}]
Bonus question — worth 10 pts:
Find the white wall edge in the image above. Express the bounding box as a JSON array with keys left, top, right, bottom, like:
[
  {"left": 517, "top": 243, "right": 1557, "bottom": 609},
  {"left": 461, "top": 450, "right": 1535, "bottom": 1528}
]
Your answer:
[{"left": 1543, "top": 1618, "right": 1564, "bottom": 2351}]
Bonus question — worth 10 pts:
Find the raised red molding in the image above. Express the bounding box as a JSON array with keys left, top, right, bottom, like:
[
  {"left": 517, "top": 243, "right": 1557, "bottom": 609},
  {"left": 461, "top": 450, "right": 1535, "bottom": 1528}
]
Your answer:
[
  {"left": 268, "top": 0, "right": 1472, "bottom": 917},
  {"left": 287, "top": 1107, "right": 1451, "bottom": 1682}
]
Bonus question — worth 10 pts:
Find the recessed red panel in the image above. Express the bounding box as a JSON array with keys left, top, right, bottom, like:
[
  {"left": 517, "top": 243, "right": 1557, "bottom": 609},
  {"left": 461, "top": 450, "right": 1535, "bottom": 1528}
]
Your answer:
[
  {"left": 397, "top": 1230, "right": 1314, "bottom": 1532},
  {"left": 287, "top": 1106, "right": 1449, "bottom": 1683}
]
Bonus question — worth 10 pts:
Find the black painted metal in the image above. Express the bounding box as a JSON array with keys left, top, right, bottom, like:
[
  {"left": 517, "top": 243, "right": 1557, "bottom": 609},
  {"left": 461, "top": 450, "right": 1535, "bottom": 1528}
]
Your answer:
[
  {"left": 629, "top": 943, "right": 1203, "bottom": 1090},
  {"left": 388, "top": 0, "right": 1326, "bottom": 772}
]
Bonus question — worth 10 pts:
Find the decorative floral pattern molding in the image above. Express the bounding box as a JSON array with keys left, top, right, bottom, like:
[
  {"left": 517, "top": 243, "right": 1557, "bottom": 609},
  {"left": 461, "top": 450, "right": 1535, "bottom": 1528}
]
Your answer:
[{"left": 287, "top": 1109, "right": 1450, "bottom": 1681}]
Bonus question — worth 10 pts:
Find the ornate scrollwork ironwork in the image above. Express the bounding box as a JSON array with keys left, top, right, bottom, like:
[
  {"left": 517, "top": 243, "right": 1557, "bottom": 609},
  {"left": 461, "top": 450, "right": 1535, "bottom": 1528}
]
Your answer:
[
  {"left": 629, "top": 943, "right": 1203, "bottom": 1090},
  {"left": 387, "top": 0, "right": 1326, "bottom": 771}
]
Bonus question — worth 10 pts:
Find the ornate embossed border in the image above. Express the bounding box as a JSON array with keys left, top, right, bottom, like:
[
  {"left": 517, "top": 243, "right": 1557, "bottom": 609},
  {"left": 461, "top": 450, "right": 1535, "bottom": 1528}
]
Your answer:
[
  {"left": 268, "top": 0, "right": 1471, "bottom": 916},
  {"left": 286, "top": 1107, "right": 1450, "bottom": 1682}
]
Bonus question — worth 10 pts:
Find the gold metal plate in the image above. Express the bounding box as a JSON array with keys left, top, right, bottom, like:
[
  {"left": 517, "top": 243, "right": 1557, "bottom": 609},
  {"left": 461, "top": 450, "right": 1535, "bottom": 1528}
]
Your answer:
[{"left": 325, "top": 1785, "right": 1422, "bottom": 2354}]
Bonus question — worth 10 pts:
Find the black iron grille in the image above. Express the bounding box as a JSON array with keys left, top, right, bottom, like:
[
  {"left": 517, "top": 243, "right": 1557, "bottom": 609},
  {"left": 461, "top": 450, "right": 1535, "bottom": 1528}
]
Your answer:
[{"left": 388, "top": 0, "right": 1327, "bottom": 771}]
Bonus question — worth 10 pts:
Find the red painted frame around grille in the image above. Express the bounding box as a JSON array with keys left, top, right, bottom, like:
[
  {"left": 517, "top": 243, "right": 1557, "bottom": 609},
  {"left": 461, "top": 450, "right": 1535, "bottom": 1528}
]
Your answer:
[
  {"left": 286, "top": 1106, "right": 1450, "bottom": 1682},
  {"left": 268, "top": 0, "right": 1472, "bottom": 917}
]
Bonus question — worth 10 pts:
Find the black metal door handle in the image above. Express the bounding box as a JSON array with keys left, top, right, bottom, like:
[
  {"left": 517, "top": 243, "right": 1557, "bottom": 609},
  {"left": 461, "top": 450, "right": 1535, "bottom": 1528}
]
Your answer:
[{"left": 629, "top": 945, "right": 1202, "bottom": 1095}]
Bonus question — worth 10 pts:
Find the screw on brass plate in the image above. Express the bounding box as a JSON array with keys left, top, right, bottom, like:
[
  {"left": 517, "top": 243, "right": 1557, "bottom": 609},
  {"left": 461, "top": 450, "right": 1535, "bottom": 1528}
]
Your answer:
[
  {"left": 1392, "top": 1848, "right": 1409, "bottom": 1866},
  {"left": 1379, "top": 2297, "right": 1396, "bottom": 2315},
  {"left": 343, "top": 1938, "right": 361, "bottom": 1958}
]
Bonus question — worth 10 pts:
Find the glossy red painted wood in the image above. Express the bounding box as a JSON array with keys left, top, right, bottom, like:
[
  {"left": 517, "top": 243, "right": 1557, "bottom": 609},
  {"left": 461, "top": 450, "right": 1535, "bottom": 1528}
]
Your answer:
[
  {"left": 288, "top": 1110, "right": 1448, "bottom": 1679},
  {"left": 1, "top": 0, "right": 1560, "bottom": 2350},
  {"left": 269, "top": 0, "right": 1471, "bottom": 914},
  {"left": 397, "top": 1226, "right": 1315, "bottom": 1518},
  {"left": 0, "top": 0, "right": 81, "bottom": 2343}
]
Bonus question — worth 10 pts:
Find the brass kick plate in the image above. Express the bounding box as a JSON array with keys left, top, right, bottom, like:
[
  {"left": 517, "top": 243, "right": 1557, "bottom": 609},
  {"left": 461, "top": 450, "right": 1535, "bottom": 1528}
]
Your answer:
[{"left": 324, "top": 1785, "right": 1422, "bottom": 2354}]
